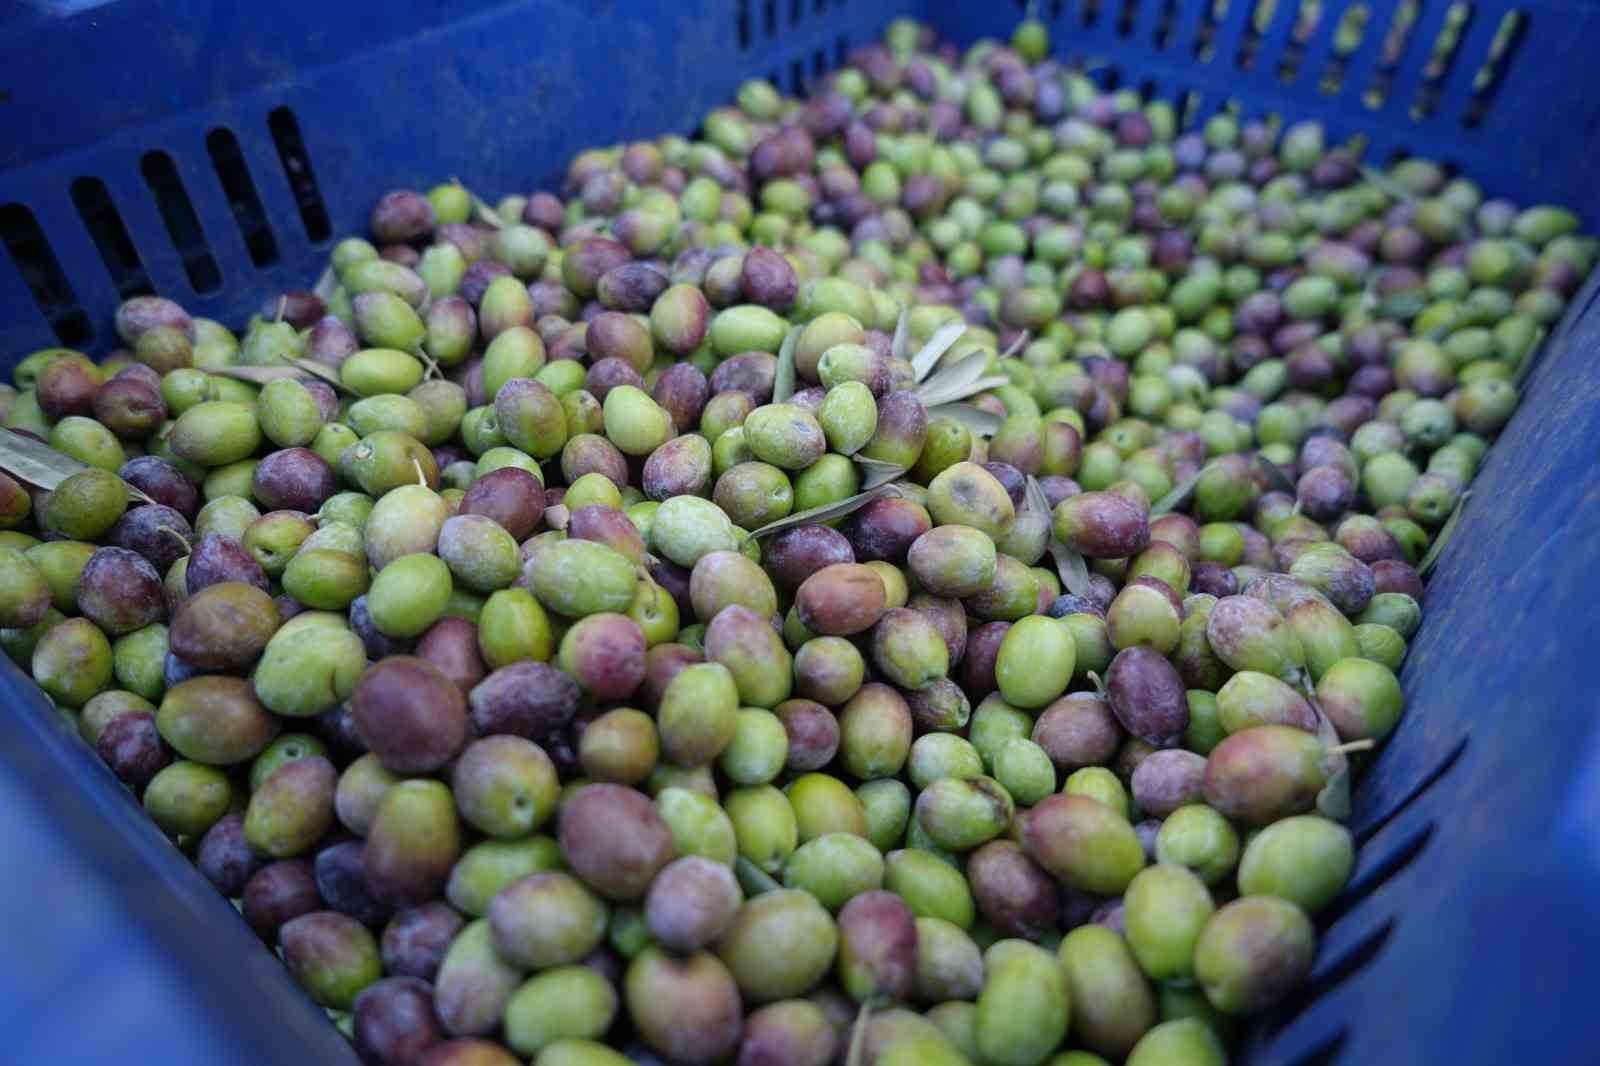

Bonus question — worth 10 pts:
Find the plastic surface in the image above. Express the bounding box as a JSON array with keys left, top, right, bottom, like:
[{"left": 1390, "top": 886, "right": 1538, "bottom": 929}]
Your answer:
[{"left": 1, "top": 1, "right": 1598, "bottom": 1064}]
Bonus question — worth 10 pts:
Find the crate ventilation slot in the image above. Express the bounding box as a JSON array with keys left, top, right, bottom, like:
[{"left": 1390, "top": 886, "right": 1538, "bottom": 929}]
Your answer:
[
  {"left": 1193, "top": 0, "right": 1221, "bottom": 61},
  {"left": 1318, "top": 3, "right": 1372, "bottom": 93},
  {"left": 1265, "top": 917, "right": 1396, "bottom": 1037},
  {"left": 1304, "top": 917, "right": 1394, "bottom": 1002},
  {"left": 738, "top": 0, "right": 751, "bottom": 49},
  {"left": 1412, "top": 2, "right": 1475, "bottom": 118},
  {"left": 70, "top": 177, "right": 153, "bottom": 302},
  {"left": 1320, "top": 821, "right": 1433, "bottom": 930},
  {"left": 1154, "top": 0, "right": 1179, "bottom": 48},
  {"left": 1286, "top": 1030, "right": 1348, "bottom": 1066},
  {"left": 0, "top": 203, "right": 91, "bottom": 347},
  {"left": 1277, "top": 0, "right": 1325, "bottom": 84},
  {"left": 1465, "top": 10, "right": 1527, "bottom": 126},
  {"left": 267, "top": 107, "right": 331, "bottom": 244},
  {"left": 1354, "top": 733, "right": 1467, "bottom": 844},
  {"left": 207, "top": 128, "right": 280, "bottom": 269},
  {"left": 140, "top": 151, "right": 222, "bottom": 295},
  {"left": 1234, "top": 0, "right": 1270, "bottom": 71}
]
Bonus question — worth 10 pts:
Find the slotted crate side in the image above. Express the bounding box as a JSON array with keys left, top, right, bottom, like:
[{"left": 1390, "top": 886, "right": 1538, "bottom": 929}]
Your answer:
[
  {"left": 938, "top": 0, "right": 1600, "bottom": 224},
  {"left": 0, "top": 0, "right": 907, "bottom": 357},
  {"left": 0, "top": 2, "right": 909, "bottom": 1061},
  {"left": 0, "top": 666, "right": 361, "bottom": 1064},
  {"left": 1229, "top": 276, "right": 1600, "bottom": 1066},
  {"left": 915, "top": 10, "right": 1600, "bottom": 1062}
]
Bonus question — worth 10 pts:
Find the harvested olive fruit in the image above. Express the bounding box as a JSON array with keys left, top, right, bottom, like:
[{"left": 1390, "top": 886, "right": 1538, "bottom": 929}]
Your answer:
[{"left": 5, "top": 12, "right": 1573, "bottom": 1062}]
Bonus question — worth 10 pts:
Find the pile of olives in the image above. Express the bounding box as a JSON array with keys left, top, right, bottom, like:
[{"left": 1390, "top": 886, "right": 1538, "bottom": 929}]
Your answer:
[{"left": 0, "top": 13, "right": 1587, "bottom": 1066}]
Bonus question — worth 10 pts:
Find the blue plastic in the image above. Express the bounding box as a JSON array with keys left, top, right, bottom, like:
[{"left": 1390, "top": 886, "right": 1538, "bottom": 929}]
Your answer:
[{"left": 1, "top": 2, "right": 1598, "bottom": 1064}]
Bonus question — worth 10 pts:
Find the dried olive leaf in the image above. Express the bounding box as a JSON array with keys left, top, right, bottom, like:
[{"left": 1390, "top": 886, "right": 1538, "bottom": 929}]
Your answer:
[
  {"left": 1023, "top": 475, "right": 1051, "bottom": 516},
  {"left": 743, "top": 481, "right": 899, "bottom": 540},
  {"left": 285, "top": 356, "right": 356, "bottom": 394},
  {"left": 0, "top": 428, "right": 154, "bottom": 504},
  {"left": 910, "top": 319, "right": 968, "bottom": 383},
  {"left": 889, "top": 305, "right": 911, "bottom": 363},
  {"left": 916, "top": 351, "right": 1008, "bottom": 407},
  {"left": 854, "top": 456, "right": 908, "bottom": 490},
  {"left": 927, "top": 402, "right": 1003, "bottom": 436},
  {"left": 211, "top": 365, "right": 313, "bottom": 387},
  {"left": 1047, "top": 539, "right": 1092, "bottom": 598}
]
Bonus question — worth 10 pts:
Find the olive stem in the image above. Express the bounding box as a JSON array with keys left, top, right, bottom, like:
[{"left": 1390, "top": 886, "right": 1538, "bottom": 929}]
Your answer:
[
  {"left": 1327, "top": 739, "right": 1377, "bottom": 756},
  {"left": 411, "top": 458, "right": 428, "bottom": 487},
  {"left": 1086, "top": 670, "right": 1108, "bottom": 697},
  {"left": 412, "top": 340, "right": 442, "bottom": 381},
  {"left": 273, "top": 295, "right": 287, "bottom": 324},
  {"left": 844, "top": 1001, "right": 871, "bottom": 1066}
]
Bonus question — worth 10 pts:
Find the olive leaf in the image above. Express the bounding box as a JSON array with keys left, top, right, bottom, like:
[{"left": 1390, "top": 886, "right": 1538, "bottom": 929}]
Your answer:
[
  {"left": 0, "top": 428, "right": 154, "bottom": 504},
  {"left": 1360, "top": 165, "right": 1415, "bottom": 204},
  {"left": 450, "top": 177, "right": 506, "bottom": 231},
  {"left": 211, "top": 365, "right": 314, "bottom": 387},
  {"left": 312, "top": 265, "right": 338, "bottom": 302},
  {"left": 734, "top": 856, "right": 782, "bottom": 897},
  {"left": 472, "top": 198, "right": 507, "bottom": 230},
  {"left": 927, "top": 402, "right": 1003, "bottom": 436},
  {"left": 285, "top": 356, "right": 355, "bottom": 394},
  {"left": 1047, "top": 539, "right": 1092, "bottom": 598},
  {"left": 890, "top": 305, "right": 910, "bottom": 362},
  {"left": 854, "top": 456, "right": 907, "bottom": 490},
  {"left": 999, "top": 329, "right": 1030, "bottom": 360},
  {"left": 1152, "top": 466, "right": 1206, "bottom": 515},
  {"left": 214, "top": 358, "right": 351, "bottom": 395},
  {"left": 910, "top": 320, "right": 969, "bottom": 383},
  {"left": 772, "top": 325, "right": 800, "bottom": 404},
  {"left": 1027, "top": 475, "right": 1092, "bottom": 596},
  {"left": 1418, "top": 488, "right": 1471, "bottom": 577},
  {"left": 1023, "top": 475, "right": 1051, "bottom": 516},
  {"left": 915, "top": 351, "right": 1008, "bottom": 407},
  {"left": 1256, "top": 455, "right": 1298, "bottom": 495},
  {"left": 742, "top": 481, "right": 899, "bottom": 540}
]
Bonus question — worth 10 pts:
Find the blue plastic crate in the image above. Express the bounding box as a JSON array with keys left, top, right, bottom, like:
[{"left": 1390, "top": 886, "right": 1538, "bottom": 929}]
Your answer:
[{"left": 1, "top": 1, "right": 1597, "bottom": 1063}]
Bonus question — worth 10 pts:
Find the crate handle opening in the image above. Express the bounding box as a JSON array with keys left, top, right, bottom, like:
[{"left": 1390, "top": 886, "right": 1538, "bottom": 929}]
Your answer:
[
  {"left": 267, "top": 107, "right": 332, "bottom": 245},
  {"left": 0, "top": 203, "right": 92, "bottom": 347},
  {"left": 69, "top": 176, "right": 153, "bottom": 303},
  {"left": 140, "top": 151, "right": 222, "bottom": 296},
  {"left": 205, "top": 127, "right": 281, "bottom": 270}
]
